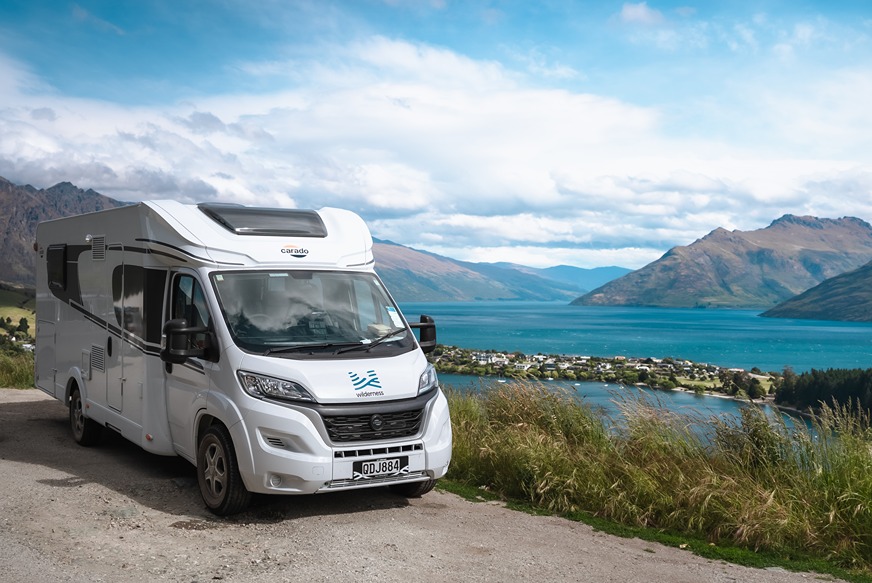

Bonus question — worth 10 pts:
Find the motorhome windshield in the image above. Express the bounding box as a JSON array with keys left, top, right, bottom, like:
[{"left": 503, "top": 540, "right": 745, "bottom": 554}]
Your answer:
[{"left": 211, "top": 270, "right": 414, "bottom": 357}]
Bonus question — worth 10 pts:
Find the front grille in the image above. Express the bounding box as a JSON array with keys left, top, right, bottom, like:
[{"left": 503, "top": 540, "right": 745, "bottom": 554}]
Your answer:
[
  {"left": 322, "top": 408, "right": 424, "bottom": 443},
  {"left": 334, "top": 443, "right": 422, "bottom": 459}
]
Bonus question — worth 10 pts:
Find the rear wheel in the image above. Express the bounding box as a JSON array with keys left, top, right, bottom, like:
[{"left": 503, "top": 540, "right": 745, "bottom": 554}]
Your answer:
[
  {"left": 389, "top": 478, "right": 436, "bottom": 498},
  {"left": 197, "top": 424, "right": 251, "bottom": 515},
  {"left": 69, "top": 386, "right": 102, "bottom": 446}
]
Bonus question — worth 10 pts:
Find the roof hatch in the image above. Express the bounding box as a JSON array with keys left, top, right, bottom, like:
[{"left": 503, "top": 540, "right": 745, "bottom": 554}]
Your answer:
[{"left": 198, "top": 203, "right": 328, "bottom": 237}]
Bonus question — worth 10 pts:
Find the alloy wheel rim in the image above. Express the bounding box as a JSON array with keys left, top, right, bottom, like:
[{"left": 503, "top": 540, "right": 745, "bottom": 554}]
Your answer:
[{"left": 203, "top": 441, "right": 227, "bottom": 500}]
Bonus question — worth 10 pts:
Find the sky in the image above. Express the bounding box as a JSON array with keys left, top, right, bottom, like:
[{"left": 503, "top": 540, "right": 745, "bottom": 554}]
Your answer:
[{"left": 1, "top": 1, "right": 872, "bottom": 269}]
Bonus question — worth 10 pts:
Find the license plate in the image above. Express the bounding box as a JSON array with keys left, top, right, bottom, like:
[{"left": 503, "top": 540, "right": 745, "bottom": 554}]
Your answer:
[{"left": 353, "top": 456, "right": 408, "bottom": 479}]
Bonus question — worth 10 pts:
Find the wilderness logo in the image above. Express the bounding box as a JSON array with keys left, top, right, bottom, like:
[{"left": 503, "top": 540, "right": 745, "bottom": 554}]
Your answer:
[{"left": 348, "top": 370, "right": 385, "bottom": 398}]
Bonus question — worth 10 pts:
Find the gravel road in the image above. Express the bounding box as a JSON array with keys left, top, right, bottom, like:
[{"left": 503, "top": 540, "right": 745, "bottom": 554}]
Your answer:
[{"left": 0, "top": 388, "right": 843, "bottom": 583}]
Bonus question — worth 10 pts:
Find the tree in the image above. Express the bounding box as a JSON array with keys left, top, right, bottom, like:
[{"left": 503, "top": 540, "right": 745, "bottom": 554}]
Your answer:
[
  {"left": 748, "top": 378, "right": 766, "bottom": 400},
  {"left": 17, "top": 318, "right": 29, "bottom": 335},
  {"left": 776, "top": 367, "right": 798, "bottom": 404}
]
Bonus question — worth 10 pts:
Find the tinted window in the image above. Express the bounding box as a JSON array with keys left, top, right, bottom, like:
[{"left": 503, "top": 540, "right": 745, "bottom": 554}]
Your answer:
[{"left": 47, "top": 244, "right": 66, "bottom": 291}]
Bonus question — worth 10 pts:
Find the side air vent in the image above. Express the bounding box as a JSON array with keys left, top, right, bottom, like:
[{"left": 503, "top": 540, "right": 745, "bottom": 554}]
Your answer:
[
  {"left": 264, "top": 437, "right": 286, "bottom": 449},
  {"left": 90, "top": 345, "right": 105, "bottom": 372},
  {"left": 91, "top": 236, "right": 106, "bottom": 261}
]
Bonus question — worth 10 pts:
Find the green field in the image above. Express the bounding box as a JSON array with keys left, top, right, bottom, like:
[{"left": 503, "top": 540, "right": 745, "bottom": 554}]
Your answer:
[{"left": 0, "top": 285, "right": 36, "bottom": 339}]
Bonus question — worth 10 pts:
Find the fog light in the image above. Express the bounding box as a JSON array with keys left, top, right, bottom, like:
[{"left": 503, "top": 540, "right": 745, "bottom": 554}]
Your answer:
[{"left": 269, "top": 474, "right": 282, "bottom": 487}]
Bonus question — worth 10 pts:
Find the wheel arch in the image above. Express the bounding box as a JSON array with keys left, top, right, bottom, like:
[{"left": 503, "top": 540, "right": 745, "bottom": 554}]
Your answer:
[
  {"left": 63, "top": 368, "right": 88, "bottom": 405},
  {"left": 194, "top": 404, "right": 255, "bottom": 483}
]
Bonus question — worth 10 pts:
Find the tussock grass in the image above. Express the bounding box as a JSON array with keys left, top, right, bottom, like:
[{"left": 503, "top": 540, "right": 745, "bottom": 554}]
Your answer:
[
  {"left": 0, "top": 352, "right": 34, "bottom": 388},
  {"left": 446, "top": 381, "right": 872, "bottom": 574}
]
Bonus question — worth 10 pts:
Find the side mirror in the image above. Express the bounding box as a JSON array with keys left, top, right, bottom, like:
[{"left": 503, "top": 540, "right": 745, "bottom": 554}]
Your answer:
[
  {"left": 160, "top": 318, "right": 212, "bottom": 364},
  {"left": 409, "top": 315, "right": 437, "bottom": 354}
]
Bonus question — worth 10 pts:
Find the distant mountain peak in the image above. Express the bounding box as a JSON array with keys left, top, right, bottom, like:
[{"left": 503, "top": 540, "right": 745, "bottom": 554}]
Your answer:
[
  {"left": 0, "top": 177, "right": 126, "bottom": 285},
  {"left": 769, "top": 214, "right": 872, "bottom": 231},
  {"left": 0, "top": 176, "right": 630, "bottom": 301},
  {"left": 574, "top": 214, "right": 872, "bottom": 309}
]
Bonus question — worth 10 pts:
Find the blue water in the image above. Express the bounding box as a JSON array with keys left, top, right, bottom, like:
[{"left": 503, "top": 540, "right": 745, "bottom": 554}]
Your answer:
[
  {"left": 439, "top": 374, "right": 771, "bottom": 419},
  {"left": 399, "top": 301, "right": 872, "bottom": 373}
]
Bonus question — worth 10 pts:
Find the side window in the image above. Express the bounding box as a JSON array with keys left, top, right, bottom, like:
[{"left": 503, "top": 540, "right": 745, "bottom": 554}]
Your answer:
[
  {"left": 112, "top": 265, "right": 145, "bottom": 336},
  {"left": 171, "top": 274, "right": 212, "bottom": 352},
  {"left": 47, "top": 244, "right": 67, "bottom": 291},
  {"left": 172, "top": 275, "right": 211, "bottom": 328}
]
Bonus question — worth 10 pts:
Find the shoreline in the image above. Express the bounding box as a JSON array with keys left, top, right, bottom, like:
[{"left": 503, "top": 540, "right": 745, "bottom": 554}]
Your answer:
[{"left": 441, "top": 372, "right": 814, "bottom": 419}]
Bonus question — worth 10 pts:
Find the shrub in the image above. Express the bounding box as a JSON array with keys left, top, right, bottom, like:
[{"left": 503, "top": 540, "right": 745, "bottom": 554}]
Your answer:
[
  {"left": 446, "top": 381, "right": 872, "bottom": 572},
  {"left": 0, "top": 350, "right": 34, "bottom": 388}
]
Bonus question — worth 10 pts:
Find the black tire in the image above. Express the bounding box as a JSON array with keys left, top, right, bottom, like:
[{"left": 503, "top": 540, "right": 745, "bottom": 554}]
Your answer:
[
  {"left": 389, "top": 478, "right": 436, "bottom": 498},
  {"left": 69, "top": 386, "right": 102, "bottom": 446},
  {"left": 197, "top": 424, "right": 251, "bottom": 516}
]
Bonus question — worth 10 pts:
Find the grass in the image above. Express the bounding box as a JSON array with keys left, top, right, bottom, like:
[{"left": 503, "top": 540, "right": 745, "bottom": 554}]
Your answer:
[
  {"left": 0, "top": 351, "right": 35, "bottom": 388},
  {"left": 0, "top": 285, "right": 36, "bottom": 340},
  {"left": 445, "top": 381, "right": 872, "bottom": 580}
]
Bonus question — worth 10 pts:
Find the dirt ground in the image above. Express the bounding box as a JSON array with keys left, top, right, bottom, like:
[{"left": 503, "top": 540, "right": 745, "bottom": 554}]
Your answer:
[{"left": 0, "top": 388, "right": 845, "bottom": 583}]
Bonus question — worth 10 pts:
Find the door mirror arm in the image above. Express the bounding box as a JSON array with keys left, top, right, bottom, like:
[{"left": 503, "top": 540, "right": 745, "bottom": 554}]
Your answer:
[{"left": 409, "top": 315, "right": 437, "bottom": 354}]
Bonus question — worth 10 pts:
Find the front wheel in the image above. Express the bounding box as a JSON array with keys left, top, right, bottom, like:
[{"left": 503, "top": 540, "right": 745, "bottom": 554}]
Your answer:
[
  {"left": 389, "top": 478, "right": 436, "bottom": 498},
  {"left": 197, "top": 424, "right": 251, "bottom": 515},
  {"left": 69, "top": 387, "right": 102, "bottom": 446}
]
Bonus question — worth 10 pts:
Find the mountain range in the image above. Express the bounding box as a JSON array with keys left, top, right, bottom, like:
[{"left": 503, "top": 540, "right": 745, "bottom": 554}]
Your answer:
[
  {"left": 0, "top": 176, "right": 626, "bottom": 302},
  {"left": 573, "top": 215, "right": 872, "bottom": 311},
  {"left": 0, "top": 177, "right": 125, "bottom": 285},
  {"left": 4, "top": 176, "right": 872, "bottom": 320}
]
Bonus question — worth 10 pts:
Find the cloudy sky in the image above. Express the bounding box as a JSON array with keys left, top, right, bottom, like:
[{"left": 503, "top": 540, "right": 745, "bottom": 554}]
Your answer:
[{"left": 2, "top": 1, "right": 871, "bottom": 269}]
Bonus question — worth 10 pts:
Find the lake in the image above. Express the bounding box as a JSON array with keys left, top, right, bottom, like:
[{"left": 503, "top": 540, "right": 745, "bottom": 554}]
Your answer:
[
  {"left": 438, "top": 373, "right": 786, "bottom": 422},
  {"left": 398, "top": 301, "right": 872, "bottom": 373}
]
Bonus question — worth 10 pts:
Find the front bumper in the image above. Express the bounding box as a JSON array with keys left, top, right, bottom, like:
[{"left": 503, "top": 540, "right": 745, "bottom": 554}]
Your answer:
[{"left": 230, "top": 388, "right": 452, "bottom": 495}]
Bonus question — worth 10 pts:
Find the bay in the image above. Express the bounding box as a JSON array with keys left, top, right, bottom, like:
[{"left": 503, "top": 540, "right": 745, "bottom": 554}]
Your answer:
[
  {"left": 439, "top": 373, "right": 775, "bottom": 421},
  {"left": 399, "top": 301, "right": 872, "bottom": 373}
]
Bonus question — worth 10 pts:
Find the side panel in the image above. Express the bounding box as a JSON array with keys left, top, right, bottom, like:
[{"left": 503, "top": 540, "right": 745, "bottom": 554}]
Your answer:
[
  {"left": 34, "top": 319, "right": 55, "bottom": 395},
  {"left": 35, "top": 207, "right": 174, "bottom": 452},
  {"left": 76, "top": 235, "right": 114, "bottom": 409}
]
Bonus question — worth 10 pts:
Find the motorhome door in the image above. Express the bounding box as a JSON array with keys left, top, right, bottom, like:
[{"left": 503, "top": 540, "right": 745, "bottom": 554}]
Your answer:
[{"left": 163, "top": 270, "right": 215, "bottom": 460}]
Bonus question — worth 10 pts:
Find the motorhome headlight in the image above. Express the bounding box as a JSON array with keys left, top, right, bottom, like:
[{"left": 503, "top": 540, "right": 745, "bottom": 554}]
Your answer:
[
  {"left": 238, "top": 371, "right": 316, "bottom": 403},
  {"left": 418, "top": 363, "right": 438, "bottom": 396}
]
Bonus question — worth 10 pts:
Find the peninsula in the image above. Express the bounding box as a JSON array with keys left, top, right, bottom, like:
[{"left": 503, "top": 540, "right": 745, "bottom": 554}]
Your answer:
[{"left": 430, "top": 345, "right": 773, "bottom": 400}]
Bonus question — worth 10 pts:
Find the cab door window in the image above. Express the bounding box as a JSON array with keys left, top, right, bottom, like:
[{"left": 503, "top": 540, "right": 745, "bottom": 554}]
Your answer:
[{"left": 171, "top": 274, "right": 212, "bottom": 354}]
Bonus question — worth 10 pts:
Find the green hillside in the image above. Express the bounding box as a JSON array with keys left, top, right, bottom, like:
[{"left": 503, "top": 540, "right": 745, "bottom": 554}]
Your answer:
[
  {"left": 0, "top": 284, "right": 36, "bottom": 340},
  {"left": 762, "top": 260, "right": 872, "bottom": 322}
]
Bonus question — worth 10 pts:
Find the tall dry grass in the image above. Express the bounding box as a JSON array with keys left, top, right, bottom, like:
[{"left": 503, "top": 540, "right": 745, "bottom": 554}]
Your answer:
[
  {"left": 446, "top": 381, "right": 872, "bottom": 571},
  {"left": 0, "top": 351, "right": 34, "bottom": 388}
]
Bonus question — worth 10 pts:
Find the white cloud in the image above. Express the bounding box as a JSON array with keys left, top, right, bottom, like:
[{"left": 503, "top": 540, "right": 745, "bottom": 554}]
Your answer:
[
  {"left": 619, "top": 2, "right": 665, "bottom": 26},
  {"left": 507, "top": 47, "right": 582, "bottom": 80},
  {"left": 422, "top": 243, "right": 666, "bottom": 270},
  {"left": 1, "top": 29, "right": 871, "bottom": 270}
]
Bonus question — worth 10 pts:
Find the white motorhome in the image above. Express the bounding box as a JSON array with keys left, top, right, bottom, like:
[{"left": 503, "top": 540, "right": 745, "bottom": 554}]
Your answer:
[{"left": 34, "top": 201, "right": 451, "bottom": 515}]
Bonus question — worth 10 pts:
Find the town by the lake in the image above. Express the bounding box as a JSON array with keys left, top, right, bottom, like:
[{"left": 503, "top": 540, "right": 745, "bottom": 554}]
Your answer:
[{"left": 430, "top": 344, "right": 775, "bottom": 401}]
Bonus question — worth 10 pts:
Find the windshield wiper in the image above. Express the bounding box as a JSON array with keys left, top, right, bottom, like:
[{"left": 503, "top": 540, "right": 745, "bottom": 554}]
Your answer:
[
  {"left": 264, "top": 341, "right": 362, "bottom": 356},
  {"left": 336, "top": 329, "right": 406, "bottom": 354}
]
